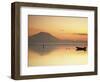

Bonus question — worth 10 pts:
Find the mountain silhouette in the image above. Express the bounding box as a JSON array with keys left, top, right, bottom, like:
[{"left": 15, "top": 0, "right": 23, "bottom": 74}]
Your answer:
[
  {"left": 28, "top": 32, "right": 87, "bottom": 45},
  {"left": 28, "top": 32, "right": 60, "bottom": 43}
]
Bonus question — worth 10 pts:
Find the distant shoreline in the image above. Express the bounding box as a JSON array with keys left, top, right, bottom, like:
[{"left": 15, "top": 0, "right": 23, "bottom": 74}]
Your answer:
[{"left": 29, "top": 42, "right": 87, "bottom": 46}]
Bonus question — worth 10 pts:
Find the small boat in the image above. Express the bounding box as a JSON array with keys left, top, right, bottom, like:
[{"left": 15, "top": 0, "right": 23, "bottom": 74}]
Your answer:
[{"left": 76, "top": 47, "right": 87, "bottom": 51}]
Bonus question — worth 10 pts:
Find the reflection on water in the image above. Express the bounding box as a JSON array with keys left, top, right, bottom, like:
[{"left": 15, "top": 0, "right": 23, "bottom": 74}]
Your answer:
[{"left": 28, "top": 44, "right": 88, "bottom": 66}]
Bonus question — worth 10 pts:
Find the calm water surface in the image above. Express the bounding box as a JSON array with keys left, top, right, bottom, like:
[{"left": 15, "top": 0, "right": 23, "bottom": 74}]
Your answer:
[{"left": 28, "top": 44, "right": 88, "bottom": 66}]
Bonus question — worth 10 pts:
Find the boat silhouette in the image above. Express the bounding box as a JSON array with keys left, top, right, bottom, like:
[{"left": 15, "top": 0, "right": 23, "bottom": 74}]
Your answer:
[{"left": 76, "top": 47, "right": 87, "bottom": 51}]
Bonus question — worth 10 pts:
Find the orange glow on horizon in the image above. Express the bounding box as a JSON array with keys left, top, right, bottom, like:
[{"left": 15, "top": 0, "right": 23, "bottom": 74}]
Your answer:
[{"left": 28, "top": 15, "right": 88, "bottom": 41}]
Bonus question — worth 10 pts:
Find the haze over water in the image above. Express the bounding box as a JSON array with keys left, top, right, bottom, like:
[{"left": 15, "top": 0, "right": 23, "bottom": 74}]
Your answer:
[{"left": 28, "top": 44, "right": 88, "bottom": 66}]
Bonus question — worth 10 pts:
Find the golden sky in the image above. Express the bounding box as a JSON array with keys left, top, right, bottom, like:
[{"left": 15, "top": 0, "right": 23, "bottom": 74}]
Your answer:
[{"left": 28, "top": 15, "right": 88, "bottom": 41}]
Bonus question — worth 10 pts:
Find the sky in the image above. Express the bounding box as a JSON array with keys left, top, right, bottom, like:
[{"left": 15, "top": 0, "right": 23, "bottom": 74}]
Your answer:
[{"left": 28, "top": 15, "right": 88, "bottom": 41}]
